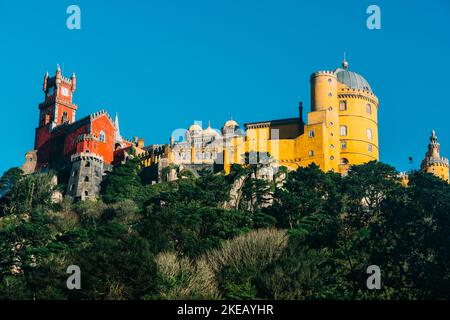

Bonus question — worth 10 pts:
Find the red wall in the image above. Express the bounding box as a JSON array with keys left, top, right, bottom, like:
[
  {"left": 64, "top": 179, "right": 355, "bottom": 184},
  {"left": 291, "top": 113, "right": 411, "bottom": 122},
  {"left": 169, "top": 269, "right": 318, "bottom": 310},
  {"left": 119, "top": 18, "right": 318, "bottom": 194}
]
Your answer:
[
  {"left": 35, "top": 113, "right": 119, "bottom": 169},
  {"left": 90, "top": 115, "right": 116, "bottom": 164}
]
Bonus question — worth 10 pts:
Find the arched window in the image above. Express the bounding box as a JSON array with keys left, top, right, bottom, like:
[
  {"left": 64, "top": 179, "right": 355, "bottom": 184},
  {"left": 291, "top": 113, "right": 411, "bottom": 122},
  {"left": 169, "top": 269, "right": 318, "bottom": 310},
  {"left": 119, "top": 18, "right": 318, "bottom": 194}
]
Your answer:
[
  {"left": 341, "top": 141, "right": 347, "bottom": 149},
  {"left": 84, "top": 176, "right": 89, "bottom": 182},
  {"left": 309, "top": 150, "right": 314, "bottom": 157},
  {"left": 340, "top": 158, "right": 349, "bottom": 165},
  {"left": 99, "top": 130, "right": 106, "bottom": 142},
  {"left": 366, "top": 104, "right": 372, "bottom": 114},
  {"left": 85, "top": 161, "right": 91, "bottom": 167},
  {"left": 61, "top": 111, "right": 69, "bottom": 123},
  {"left": 367, "top": 128, "right": 373, "bottom": 140},
  {"left": 339, "top": 100, "right": 347, "bottom": 111},
  {"left": 340, "top": 125, "right": 347, "bottom": 136},
  {"left": 308, "top": 130, "right": 315, "bottom": 138}
]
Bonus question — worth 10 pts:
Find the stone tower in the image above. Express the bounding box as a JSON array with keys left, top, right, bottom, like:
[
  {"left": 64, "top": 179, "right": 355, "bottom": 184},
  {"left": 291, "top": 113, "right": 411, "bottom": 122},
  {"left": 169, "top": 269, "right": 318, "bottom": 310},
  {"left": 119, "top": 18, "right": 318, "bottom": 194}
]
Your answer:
[
  {"left": 421, "top": 130, "right": 449, "bottom": 182},
  {"left": 66, "top": 151, "right": 111, "bottom": 201}
]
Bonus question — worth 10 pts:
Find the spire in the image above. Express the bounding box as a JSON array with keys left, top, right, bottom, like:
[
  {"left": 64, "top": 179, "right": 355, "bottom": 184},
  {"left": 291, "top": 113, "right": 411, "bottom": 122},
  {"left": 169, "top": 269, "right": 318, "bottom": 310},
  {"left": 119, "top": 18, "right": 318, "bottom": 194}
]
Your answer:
[
  {"left": 114, "top": 112, "right": 123, "bottom": 143},
  {"left": 114, "top": 112, "right": 120, "bottom": 131},
  {"left": 43, "top": 71, "right": 49, "bottom": 91},
  {"left": 429, "top": 129, "right": 439, "bottom": 148},
  {"left": 71, "top": 71, "right": 77, "bottom": 92},
  {"left": 342, "top": 52, "right": 349, "bottom": 70}
]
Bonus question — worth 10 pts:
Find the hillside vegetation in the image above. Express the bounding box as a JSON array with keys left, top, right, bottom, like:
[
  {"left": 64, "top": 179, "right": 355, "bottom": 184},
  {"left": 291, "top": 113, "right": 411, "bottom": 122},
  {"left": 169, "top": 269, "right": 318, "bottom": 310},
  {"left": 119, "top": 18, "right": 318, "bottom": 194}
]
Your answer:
[{"left": 1, "top": 159, "right": 450, "bottom": 300}]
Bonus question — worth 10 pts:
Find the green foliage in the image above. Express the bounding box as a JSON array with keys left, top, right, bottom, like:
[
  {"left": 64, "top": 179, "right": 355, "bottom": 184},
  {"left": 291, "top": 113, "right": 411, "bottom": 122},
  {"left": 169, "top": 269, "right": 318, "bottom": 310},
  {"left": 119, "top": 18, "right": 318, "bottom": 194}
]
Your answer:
[
  {"left": 1, "top": 160, "right": 450, "bottom": 300},
  {"left": 141, "top": 205, "right": 252, "bottom": 258},
  {"left": 74, "top": 226, "right": 157, "bottom": 300},
  {"left": 256, "top": 234, "right": 331, "bottom": 299},
  {"left": 204, "top": 228, "right": 288, "bottom": 299},
  {"left": 1, "top": 172, "right": 54, "bottom": 216},
  {"left": 152, "top": 251, "right": 219, "bottom": 300},
  {"left": 100, "top": 158, "right": 142, "bottom": 204},
  {"left": 0, "top": 167, "right": 23, "bottom": 197}
]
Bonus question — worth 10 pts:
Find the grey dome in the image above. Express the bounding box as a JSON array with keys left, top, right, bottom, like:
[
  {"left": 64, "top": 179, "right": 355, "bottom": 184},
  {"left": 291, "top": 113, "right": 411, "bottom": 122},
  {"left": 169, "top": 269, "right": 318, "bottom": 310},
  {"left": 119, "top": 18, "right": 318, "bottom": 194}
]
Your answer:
[{"left": 334, "top": 68, "right": 372, "bottom": 93}]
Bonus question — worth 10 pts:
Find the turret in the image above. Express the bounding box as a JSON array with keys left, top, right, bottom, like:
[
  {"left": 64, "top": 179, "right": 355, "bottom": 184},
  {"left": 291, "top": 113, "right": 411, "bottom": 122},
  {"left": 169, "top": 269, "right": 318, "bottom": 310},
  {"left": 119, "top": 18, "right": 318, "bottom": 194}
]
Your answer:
[
  {"left": 421, "top": 130, "right": 449, "bottom": 182},
  {"left": 71, "top": 72, "right": 77, "bottom": 92},
  {"left": 310, "top": 70, "right": 337, "bottom": 112},
  {"left": 55, "top": 64, "right": 62, "bottom": 84},
  {"left": 43, "top": 71, "right": 49, "bottom": 92}
]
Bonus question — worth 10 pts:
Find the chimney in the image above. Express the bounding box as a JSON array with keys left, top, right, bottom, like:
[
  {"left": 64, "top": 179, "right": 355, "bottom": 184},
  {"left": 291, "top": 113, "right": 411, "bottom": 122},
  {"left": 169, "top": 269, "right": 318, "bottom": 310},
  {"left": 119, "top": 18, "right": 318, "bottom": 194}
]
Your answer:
[{"left": 298, "top": 101, "right": 304, "bottom": 125}]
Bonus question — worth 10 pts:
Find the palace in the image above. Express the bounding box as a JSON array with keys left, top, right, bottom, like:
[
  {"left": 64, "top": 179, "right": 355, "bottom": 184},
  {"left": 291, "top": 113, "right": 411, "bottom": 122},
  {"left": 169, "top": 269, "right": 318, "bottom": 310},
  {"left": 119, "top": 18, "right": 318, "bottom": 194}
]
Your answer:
[
  {"left": 22, "top": 65, "right": 145, "bottom": 200},
  {"left": 22, "top": 60, "right": 449, "bottom": 201},
  {"left": 139, "top": 59, "right": 380, "bottom": 181}
]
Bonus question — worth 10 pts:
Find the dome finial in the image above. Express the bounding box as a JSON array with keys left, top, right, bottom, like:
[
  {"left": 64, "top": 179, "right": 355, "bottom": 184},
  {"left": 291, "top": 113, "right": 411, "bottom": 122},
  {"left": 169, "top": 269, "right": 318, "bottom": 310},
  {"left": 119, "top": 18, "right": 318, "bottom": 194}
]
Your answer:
[{"left": 342, "top": 52, "right": 349, "bottom": 69}]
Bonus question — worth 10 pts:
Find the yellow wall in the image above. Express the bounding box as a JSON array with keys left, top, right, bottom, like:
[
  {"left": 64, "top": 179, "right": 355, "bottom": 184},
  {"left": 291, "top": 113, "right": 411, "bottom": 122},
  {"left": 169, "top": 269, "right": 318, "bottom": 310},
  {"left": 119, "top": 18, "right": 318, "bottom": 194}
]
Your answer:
[
  {"left": 425, "top": 165, "right": 450, "bottom": 182},
  {"left": 337, "top": 85, "right": 379, "bottom": 172},
  {"left": 142, "top": 65, "right": 381, "bottom": 176}
]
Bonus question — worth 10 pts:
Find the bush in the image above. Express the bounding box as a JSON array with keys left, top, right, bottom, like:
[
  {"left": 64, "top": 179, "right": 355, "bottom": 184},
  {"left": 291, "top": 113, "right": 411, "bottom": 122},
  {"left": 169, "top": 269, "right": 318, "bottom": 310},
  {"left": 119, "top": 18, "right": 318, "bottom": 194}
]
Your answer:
[{"left": 153, "top": 251, "right": 219, "bottom": 300}]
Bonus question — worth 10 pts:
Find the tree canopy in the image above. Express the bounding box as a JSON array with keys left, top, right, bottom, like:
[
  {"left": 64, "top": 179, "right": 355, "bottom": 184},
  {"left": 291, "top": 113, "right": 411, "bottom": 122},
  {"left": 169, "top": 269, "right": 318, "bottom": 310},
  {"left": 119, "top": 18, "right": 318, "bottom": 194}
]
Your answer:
[{"left": 1, "top": 160, "right": 450, "bottom": 300}]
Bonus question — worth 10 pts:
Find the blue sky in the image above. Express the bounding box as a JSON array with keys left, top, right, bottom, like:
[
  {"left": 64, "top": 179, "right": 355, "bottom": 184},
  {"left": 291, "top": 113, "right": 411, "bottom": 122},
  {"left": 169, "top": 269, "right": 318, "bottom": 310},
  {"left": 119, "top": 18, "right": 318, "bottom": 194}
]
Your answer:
[{"left": 0, "top": 0, "right": 449, "bottom": 175}]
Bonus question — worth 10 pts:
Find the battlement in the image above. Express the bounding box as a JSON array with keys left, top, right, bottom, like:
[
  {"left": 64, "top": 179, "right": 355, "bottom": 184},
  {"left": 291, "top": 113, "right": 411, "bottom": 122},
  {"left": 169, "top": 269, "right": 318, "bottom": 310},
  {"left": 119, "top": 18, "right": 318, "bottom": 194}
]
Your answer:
[
  {"left": 71, "top": 152, "right": 104, "bottom": 163},
  {"left": 89, "top": 109, "right": 115, "bottom": 125},
  {"left": 337, "top": 87, "right": 379, "bottom": 103},
  {"left": 310, "top": 70, "right": 336, "bottom": 79},
  {"left": 60, "top": 76, "right": 73, "bottom": 85},
  {"left": 422, "top": 156, "right": 450, "bottom": 168}
]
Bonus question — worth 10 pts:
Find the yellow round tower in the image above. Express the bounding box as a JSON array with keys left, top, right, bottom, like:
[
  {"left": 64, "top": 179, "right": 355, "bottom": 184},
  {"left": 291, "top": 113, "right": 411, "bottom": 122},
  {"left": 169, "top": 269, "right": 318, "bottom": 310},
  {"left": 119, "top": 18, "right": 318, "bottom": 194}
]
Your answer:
[
  {"left": 420, "top": 130, "right": 449, "bottom": 182},
  {"left": 309, "top": 70, "right": 340, "bottom": 172},
  {"left": 334, "top": 59, "right": 379, "bottom": 172}
]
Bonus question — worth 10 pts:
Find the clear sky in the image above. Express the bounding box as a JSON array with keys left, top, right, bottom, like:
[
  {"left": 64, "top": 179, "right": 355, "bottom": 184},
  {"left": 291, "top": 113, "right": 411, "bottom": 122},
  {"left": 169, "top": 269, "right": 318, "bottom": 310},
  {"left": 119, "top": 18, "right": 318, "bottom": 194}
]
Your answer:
[{"left": 1, "top": 0, "right": 449, "bottom": 175}]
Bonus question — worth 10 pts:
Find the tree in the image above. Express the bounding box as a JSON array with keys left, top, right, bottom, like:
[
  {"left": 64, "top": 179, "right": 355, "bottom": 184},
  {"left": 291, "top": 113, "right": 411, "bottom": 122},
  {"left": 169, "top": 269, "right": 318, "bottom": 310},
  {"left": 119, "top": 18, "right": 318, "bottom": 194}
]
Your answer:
[
  {"left": 74, "top": 224, "right": 157, "bottom": 300},
  {"left": 141, "top": 205, "right": 252, "bottom": 258},
  {"left": 256, "top": 234, "right": 331, "bottom": 299},
  {"left": 269, "top": 163, "right": 342, "bottom": 241},
  {"left": 204, "top": 228, "right": 288, "bottom": 299},
  {"left": 0, "top": 172, "right": 54, "bottom": 216},
  {"left": 152, "top": 251, "right": 219, "bottom": 300},
  {"left": 100, "top": 158, "right": 142, "bottom": 204},
  {"left": 0, "top": 167, "right": 23, "bottom": 197}
]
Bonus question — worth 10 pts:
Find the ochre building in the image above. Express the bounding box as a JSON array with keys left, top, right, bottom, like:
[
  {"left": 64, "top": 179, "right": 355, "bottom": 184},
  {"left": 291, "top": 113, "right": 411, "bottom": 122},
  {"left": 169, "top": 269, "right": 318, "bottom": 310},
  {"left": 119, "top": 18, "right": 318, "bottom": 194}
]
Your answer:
[{"left": 140, "top": 59, "right": 380, "bottom": 179}]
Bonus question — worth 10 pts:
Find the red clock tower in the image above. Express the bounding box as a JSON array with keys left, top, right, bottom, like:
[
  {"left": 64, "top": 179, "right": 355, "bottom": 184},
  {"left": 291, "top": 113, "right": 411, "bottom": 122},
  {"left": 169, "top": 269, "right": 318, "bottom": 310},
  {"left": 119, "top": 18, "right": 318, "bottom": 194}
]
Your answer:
[{"left": 36, "top": 65, "right": 77, "bottom": 147}]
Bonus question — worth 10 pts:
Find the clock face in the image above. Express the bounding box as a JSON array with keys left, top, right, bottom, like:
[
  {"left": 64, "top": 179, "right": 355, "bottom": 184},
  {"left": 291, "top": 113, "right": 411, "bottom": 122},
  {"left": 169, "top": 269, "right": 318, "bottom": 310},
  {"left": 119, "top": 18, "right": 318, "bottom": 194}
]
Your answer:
[
  {"left": 47, "top": 87, "right": 54, "bottom": 96},
  {"left": 61, "top": 87, "right": 69, "bottom": 97}
]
